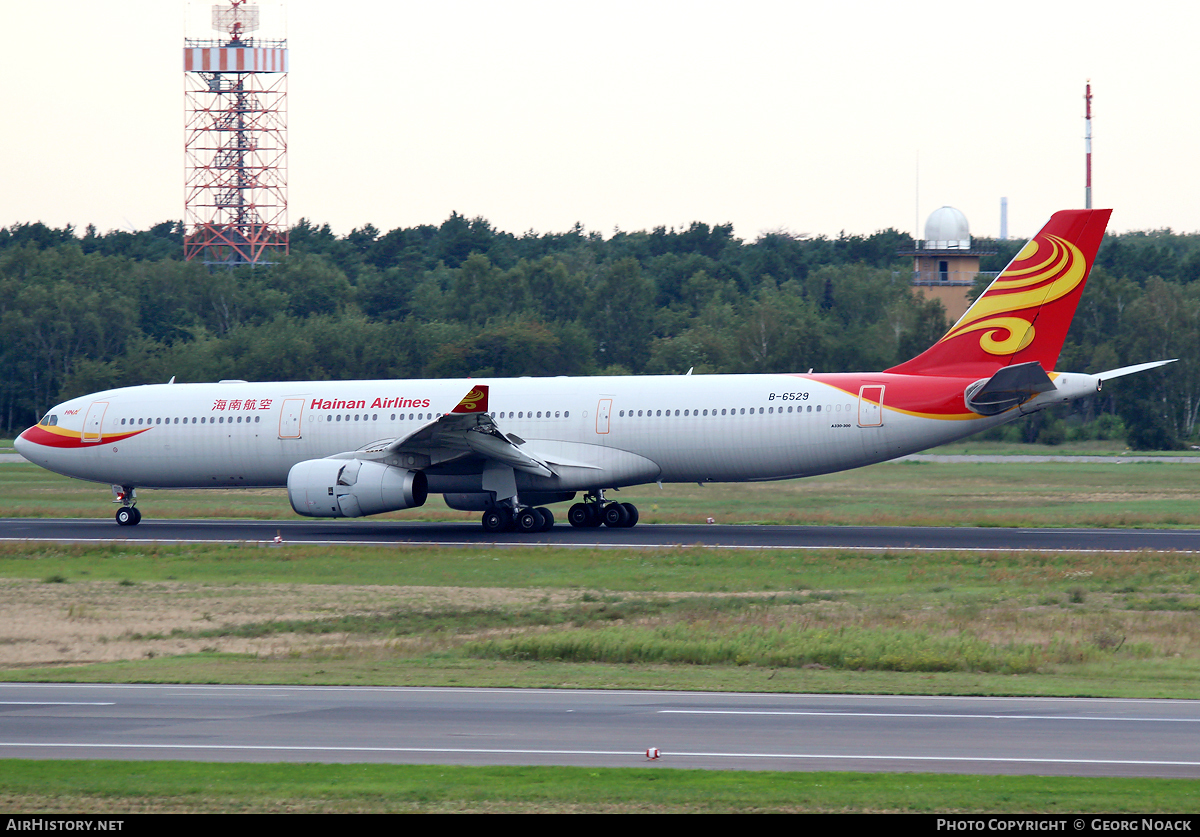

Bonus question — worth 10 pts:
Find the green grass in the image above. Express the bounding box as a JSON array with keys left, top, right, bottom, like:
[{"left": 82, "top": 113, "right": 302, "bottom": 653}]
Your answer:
[
  {"left": 929, "top": 439, "right": 1200, "bottom": 457},
  {"left": 463, "top": 623, "right": 1122, "bottom": 674},
  {"left": 2, "top": 760, "right": 1196, "bottom": 813},
  {"left": 1, "top": 541, "right": 1197, "bottom": 698},
  {"left": 2, "top": 538, "right": 1196, "bottom": 592}
]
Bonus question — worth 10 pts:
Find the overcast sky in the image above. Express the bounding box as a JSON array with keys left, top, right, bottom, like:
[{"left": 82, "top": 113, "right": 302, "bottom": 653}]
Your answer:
[{"left": 4, "top": 1, "right": 1197, "bottom": 242}]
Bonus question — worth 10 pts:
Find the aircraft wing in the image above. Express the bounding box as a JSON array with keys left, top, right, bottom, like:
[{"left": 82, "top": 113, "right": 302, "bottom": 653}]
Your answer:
[{"left": 330, "top": 385, "right": 556, "bottom": 478}]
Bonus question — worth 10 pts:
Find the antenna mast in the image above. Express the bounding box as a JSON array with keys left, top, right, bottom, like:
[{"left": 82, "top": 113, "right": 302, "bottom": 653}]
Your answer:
[{"left": 1084, "top": 81, "right": 1093, "bottom": 210}]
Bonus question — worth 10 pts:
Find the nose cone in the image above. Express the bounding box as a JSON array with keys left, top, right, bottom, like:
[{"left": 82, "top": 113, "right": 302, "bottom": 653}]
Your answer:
[{"left": 13, "top": 427, "right": 34, "bottom": 459}]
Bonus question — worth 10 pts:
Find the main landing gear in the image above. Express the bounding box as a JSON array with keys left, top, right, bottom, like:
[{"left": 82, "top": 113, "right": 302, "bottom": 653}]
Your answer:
[
  {"left": 112, "top": 484, "right": 141, "bottom": 526},
  {"left": 481, "top": 506, "right": 556, "bottom": 534},
  {"left": 477, "top": 490, "right": 640, "bottom": 534},
  {"left": 567, "top": 491, "right": 639, "bottom": 529}
]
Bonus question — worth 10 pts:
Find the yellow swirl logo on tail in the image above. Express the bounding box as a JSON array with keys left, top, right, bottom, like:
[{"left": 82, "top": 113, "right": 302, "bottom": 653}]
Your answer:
[
  {"left": 941, "top": 234, "right": 1085, "bottom": 357},
  {"left": 452, "top": 386, "right": 489, "bottom": 413}
]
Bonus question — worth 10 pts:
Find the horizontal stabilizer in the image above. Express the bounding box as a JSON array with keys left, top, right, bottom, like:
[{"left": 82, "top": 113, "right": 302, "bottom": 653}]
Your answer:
[
  {"left": 965, "top": 361, "right": 1055, "bottom": 416},
  {"left": 1096, "top": 359, "right": 1177, "bottom": 385}
]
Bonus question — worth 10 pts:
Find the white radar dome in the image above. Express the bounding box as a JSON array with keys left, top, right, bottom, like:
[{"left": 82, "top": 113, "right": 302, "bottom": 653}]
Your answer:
[{"left": 923, "top": 206, "right": 971, "bottom": 250}]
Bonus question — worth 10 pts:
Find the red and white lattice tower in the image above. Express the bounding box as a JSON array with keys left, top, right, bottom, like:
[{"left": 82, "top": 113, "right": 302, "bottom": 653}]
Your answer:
[{"left": 184, "top": 2, "right": 288, "bottom": 265}]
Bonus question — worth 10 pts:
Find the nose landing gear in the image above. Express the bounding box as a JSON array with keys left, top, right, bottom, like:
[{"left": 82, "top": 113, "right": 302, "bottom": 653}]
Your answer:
[
  {"left": 112, "top": 484, "right": 140, "bottom": 526},
  {"left": 115, "top": 506, "right": 142, "bottom": 526}
]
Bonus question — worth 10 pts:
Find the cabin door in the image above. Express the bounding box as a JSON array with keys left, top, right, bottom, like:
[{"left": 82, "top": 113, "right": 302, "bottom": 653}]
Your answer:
[
  {"left": 596, "top": 398, "right": 612, "bottom": 434},
  {"left": 82, "top": 401, "right": 109, "bottom": 443},
  {"left": 278, "top": 398, "right": 304, "bottom": 439},
  {"left": 857, "top": 385, "right": 884, "bottom": 428}
]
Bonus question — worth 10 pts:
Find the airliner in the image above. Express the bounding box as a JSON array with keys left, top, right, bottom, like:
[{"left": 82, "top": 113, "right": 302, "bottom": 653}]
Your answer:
[{"left": 15, "top": 209, "right": 1172, "bottom": 534}]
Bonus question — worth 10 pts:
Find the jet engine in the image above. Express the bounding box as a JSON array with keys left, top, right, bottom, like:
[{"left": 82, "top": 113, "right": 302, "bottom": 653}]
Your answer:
[{"left": 287, "top": 458, "right": 428, "bottom": 518}]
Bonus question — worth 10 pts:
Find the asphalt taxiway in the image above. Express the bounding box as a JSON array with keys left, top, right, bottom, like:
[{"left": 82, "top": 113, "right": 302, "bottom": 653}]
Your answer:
[{"left": 1, "top": 517, "right": 1198, "bottom": 552}]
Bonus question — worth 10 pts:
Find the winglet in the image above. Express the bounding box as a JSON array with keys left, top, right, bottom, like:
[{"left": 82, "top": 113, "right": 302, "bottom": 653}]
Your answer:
[{"left": 451, "top": 385, "right": 489, "bottom": 414}]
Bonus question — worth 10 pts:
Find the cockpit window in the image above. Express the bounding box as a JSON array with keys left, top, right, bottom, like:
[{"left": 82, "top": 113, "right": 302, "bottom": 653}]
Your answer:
[{"left": 39, "top": 415, "right": 58, "bottom": 426}]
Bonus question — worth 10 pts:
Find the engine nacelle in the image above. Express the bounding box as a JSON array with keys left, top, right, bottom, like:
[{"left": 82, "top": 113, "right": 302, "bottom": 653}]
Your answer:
[{"left": 287, "top": 458, "right": 428, "bottom": 518}]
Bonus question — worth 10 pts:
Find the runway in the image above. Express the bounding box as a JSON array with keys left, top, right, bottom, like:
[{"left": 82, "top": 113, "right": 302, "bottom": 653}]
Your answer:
[
  {"left": 1, "top": 516, "right": 1199, "bottom": 552},
  {"left": 1, "top": 683, "right": 1197, "bottom": 776}
]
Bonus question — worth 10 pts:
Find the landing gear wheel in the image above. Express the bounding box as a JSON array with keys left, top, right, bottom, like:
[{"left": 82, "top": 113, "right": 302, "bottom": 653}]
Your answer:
[
  {"left": 516, "top": 509, "right": 543, "bottom": 533},
  {"left": 481, "top": 510, "right": 509, "bottom": 534},
  {"left": 568, "top": 503, "right": 590, "bottom": 528},
  {"left": 115, "top": 507, "right": 139, "bottom": 527},
  {"left": 620, "top": 503, "right": 639, "bottom": 528},
  {"left": 602, "top": 502, "right": 630, "bottom": 528},
  {"left": 535, "top": 507, "right": 554, "bottom": 531}
]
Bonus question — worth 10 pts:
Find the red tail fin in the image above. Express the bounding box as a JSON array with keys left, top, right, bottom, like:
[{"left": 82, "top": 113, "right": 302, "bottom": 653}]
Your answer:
[{"left": 887, "top": 209, "right": 1111, "bottom": 378}]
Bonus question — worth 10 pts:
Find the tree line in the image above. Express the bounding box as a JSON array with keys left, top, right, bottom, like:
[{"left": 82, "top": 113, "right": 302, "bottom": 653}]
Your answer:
[{"left": 2, "top": 215, "right": 1198, "bottom": 449}]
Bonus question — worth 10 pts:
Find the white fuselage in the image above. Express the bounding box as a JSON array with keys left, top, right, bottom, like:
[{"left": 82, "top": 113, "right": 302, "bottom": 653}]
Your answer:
[{"left": 17, "top": 372, "right": 1017, "bottom": 498}]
